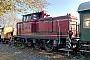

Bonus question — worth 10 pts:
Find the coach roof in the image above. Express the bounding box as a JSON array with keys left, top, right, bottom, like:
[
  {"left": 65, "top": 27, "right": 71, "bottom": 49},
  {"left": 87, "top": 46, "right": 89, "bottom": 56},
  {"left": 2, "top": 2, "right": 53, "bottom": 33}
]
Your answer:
[{"left": 78, "top": 1, "right": 90, "bottom": 12}]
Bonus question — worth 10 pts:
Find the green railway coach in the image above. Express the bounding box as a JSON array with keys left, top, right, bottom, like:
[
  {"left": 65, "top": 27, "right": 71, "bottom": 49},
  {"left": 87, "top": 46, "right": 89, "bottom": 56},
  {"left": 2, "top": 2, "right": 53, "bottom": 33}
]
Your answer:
[{"left": 78, "top": 1, "right": 90, "bottom": 41}]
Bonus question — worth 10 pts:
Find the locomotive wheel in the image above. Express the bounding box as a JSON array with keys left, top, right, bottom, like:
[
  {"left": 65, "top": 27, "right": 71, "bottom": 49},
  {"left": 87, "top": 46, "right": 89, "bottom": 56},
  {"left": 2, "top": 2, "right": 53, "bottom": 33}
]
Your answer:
[
  {"left": 45, "top": 42, "right": 53, "bottom": 52},
  {"left": 27, "top": 42, "right": 31, "bottom": 47},
  {"left": 34, "top": 42, "right": 42, "bottom": 50}
]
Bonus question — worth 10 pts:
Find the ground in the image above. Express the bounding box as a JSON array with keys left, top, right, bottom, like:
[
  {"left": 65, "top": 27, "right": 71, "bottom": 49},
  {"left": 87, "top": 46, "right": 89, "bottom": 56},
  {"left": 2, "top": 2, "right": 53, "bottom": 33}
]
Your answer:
[
  {"left": 0, "top": 48, "right": 28, "bottom": 60},
  {"left": 0, "top": 44, "right": 90, "bottom": 60}
]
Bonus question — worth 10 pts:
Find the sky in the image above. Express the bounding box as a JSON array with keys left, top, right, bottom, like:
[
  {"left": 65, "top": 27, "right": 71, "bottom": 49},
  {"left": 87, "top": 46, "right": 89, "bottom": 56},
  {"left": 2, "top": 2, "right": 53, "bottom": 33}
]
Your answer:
[
  {"left": 46, "top": 0, "right": 90, "bottom": 19},
  {"left": 16, "top": 0, "right": 90, "bottom": 20}
]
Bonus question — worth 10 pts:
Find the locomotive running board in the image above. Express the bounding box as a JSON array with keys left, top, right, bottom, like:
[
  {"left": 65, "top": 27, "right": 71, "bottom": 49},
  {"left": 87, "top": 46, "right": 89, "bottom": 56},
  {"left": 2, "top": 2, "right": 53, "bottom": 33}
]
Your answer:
[
  {"left": 58, "top": 48, "right": 73, "bottom": 56},
  {"left": 58, "top": 48, "right": 73, "bottom": 52}
]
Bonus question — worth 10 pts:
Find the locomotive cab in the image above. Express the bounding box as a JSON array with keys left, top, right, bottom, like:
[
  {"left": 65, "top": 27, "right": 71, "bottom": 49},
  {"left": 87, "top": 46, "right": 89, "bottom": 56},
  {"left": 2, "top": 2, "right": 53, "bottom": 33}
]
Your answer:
[{"left": 22, "top": 11, "right": 47, "bottom": 22}]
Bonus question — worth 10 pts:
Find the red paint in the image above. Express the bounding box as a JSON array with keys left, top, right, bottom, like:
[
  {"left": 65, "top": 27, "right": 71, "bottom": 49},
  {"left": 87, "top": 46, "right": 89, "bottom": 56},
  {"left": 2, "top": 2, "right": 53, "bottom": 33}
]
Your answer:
[{"left": 17, "top": 11, "right": 78, "bottom": 38}]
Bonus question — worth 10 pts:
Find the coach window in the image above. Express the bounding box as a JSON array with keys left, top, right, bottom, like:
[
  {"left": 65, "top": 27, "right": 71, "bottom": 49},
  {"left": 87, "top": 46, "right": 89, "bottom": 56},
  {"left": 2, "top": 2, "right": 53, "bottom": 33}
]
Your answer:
[{"left": 83, "top": 14, "right": 90, "bottom": 28}]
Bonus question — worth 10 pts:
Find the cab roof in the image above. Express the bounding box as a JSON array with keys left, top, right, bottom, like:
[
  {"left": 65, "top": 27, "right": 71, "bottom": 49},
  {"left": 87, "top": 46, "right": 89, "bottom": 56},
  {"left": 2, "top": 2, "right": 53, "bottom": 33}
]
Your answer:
[
  {"left": 22, "top": 11, "right": 42, "bottom": 16},
  {"left": 78, "top": 1, "right": 90, "bottom": 12}
]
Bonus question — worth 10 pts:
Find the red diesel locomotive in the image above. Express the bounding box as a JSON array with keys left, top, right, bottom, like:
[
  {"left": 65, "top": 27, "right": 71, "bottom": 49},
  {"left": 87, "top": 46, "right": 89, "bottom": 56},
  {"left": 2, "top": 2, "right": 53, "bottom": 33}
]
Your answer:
[{"left": 13, "top": 11, "right": 78, "bottom": 51}]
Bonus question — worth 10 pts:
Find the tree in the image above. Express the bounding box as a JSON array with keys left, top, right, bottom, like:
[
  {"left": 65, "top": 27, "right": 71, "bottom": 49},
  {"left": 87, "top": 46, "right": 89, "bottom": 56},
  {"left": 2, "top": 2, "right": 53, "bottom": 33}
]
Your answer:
[
  {"left": 1, "top": 11, "right": 22, "bottom": 27},
  {"left": 0, "top": 0, "right": 49, "bottom": 27},
  {"left": 0, "top": 0, "right": 48, "bottom": 15},
  {"left": 0, "top": 1, "right": 11, "bottom": 15}
]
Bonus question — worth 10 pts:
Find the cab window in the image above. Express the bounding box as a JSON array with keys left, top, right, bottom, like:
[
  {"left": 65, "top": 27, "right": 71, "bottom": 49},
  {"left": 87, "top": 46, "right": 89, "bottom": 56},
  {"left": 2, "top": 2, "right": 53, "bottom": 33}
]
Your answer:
[
  {"left": 33, "top": 13, "right": 40, "bottom": 20},
  {"left": 23, "top": 15, "right": 32, "bottom": 22}
]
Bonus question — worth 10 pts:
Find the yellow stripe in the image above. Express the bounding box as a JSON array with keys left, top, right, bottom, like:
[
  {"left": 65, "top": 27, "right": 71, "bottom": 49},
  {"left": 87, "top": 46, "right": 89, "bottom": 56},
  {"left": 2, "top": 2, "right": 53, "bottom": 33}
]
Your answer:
[{"left": 21, "top": 34, "right": 68, "bottom": 37}]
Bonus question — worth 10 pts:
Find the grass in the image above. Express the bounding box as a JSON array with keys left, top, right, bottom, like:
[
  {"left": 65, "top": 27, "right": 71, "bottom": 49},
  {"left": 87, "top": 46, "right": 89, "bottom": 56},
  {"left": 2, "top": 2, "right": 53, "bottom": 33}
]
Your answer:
[
  {"left": 70, "top": 56, "right": 85, "bottom": 60},
  {"left": 9, "top": 43, "right": 25, "bottom": 49},
  {"left": 9, "top": 44, "right": 15, "bottom": 48},
  {"left": 0, "top": 48, "right": 28, "bottom": 60},
  {"left": 18, "top": 45, "right": 25, "bottom": 49},
  {"left": 70, "top": 55, "right": 90, "bottom": 60}
]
